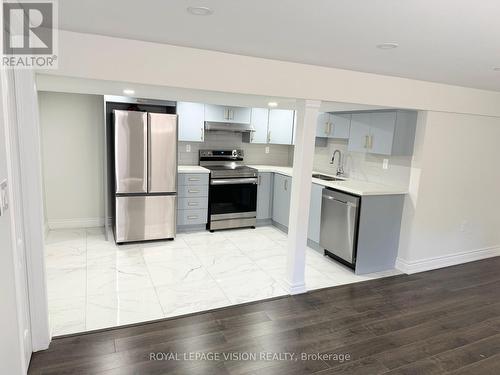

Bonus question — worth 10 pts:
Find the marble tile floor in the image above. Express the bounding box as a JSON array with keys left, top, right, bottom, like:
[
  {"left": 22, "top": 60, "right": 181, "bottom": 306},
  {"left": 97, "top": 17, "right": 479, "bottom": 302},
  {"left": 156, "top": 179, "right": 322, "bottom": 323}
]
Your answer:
[{"left": 45, "top": 226, "right": 401, "bottom": 336}]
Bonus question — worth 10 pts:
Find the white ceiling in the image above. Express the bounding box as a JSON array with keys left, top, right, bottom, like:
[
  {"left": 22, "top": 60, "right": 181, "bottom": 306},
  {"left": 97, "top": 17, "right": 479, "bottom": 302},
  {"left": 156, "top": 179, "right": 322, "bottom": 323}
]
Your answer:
[{"left": 58, "top": 0, "right": 500, "bottom": 91}]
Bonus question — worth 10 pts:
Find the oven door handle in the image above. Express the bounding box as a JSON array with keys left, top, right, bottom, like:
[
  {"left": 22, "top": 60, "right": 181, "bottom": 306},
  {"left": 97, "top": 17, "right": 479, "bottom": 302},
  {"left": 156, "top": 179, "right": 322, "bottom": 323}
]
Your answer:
[{"left": 210, "top": 178, "right": 258, "bottom": 185}]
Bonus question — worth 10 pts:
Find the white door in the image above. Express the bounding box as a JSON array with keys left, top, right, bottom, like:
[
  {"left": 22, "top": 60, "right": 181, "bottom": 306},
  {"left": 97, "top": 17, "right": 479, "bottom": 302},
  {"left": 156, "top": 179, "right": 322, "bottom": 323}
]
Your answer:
[
  {"left": 177, "top": 102, "right": 204, "bottom": 142},
  {"left": 268, "top": 109, "right": 294, "bottom": 145},
  {"left": 249, "top": 108, "right": 269, "bottom": 144}
]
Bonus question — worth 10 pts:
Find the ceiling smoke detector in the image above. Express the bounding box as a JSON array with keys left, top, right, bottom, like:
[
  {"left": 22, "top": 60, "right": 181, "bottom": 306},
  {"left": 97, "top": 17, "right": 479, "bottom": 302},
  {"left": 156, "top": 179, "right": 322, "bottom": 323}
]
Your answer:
[
  {"left": 187, "top": 6, "right": 213, "bottom": 16},
  {"left": 376, "top": 42, "right": 399, "bottom": 50}
]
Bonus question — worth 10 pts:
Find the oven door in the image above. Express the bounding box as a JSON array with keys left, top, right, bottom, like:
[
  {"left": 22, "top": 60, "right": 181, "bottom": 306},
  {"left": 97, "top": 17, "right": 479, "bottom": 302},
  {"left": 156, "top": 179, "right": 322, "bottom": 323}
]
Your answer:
[{"left": 209, "top": 178, "right": 257, "bottom": 221}]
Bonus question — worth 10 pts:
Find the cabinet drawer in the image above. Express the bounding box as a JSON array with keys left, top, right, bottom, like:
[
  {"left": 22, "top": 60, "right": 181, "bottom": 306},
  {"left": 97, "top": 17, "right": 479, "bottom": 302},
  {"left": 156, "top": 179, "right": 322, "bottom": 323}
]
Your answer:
[
  {"left": 177, "top": 209, "right": 207, "bottom": 225},
  {"left": 178, "top": 197, "right": 208, "bottom": 210},
  {"left": 177, "top": 173, "right": 208, "bottom": 186},
  {"left": 177, "top": 184, "right": 209, "bottom": 198}
]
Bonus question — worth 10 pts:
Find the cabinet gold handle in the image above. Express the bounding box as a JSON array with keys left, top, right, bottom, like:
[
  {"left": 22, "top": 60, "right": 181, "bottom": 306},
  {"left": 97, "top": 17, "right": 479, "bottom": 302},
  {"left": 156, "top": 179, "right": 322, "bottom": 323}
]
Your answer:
[
  {"left": 284, "top": 179, "right": 288, "bottom": 191},
  {"left": 188, "top": 189, "right": 199, "bottom": 193},
  {"left": 369, "top": 135, "right": 373, "bottom": 149},
  {"left": 188, "top": 202, "right": 199, "bottom": 206},
  {"left": 364, "top": 135, "right": 369, "bottom": 148},
  {"left": 324, "top": 123, "right": 329, "bottom": 135},
  {"left": 258, "top": 175, "right": 261, "bottom": 185},
  {"left": 188, "top": 178, "right": 200, "bottom": 181},
  {"left": 200, "top": 128, "right": 203, "bottom": 140},
  {"left": 187, "top": 215, "right": 198, "bottom": 220}
]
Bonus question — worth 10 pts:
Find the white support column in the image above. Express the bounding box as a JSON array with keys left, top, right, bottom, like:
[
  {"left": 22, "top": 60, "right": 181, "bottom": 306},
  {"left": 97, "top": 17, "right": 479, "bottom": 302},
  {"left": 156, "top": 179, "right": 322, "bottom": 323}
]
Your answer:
[{"left": 285, "top": 99, "right": 321, "bottom": 294}]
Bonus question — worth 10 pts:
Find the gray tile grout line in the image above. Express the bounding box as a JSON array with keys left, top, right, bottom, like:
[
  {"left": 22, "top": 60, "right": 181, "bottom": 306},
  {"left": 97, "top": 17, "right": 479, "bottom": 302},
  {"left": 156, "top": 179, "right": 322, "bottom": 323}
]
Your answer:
[{"left": 187, "top": 233, "right": 237, "bottom": 307}]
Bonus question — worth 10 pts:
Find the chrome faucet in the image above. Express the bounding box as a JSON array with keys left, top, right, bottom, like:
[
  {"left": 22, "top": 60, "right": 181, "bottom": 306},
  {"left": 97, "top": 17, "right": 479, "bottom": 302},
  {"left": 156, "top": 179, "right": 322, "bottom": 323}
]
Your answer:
[{"left": 330, "top": 149, "right": 344, "bottom": 176}]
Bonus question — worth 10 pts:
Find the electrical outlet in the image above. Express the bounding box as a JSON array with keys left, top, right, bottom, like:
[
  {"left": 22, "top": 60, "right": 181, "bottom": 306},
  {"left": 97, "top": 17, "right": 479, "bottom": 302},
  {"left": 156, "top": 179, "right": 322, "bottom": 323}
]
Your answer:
[
  {"left": 186, "top": 144, "right": 191, "bottom": 153},
  {"left": 382, "top": 159, "right": 389, "bottom": 170},
  {"left": 265, "top": 146, "right": 270, "bottom": 154}
]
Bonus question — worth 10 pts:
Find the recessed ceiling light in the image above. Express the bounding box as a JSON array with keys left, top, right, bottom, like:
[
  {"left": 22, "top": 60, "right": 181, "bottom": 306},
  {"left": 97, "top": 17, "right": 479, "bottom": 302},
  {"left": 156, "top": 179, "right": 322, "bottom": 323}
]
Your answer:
[
  {"left": 123, "top": 89, "right": 135, "bottom": 95},
  {"left": 376, "top": 42, "right": 399, "bottom": 50},
  {"left": 187, "top": 6, "right": 213, "bottom": 16},
  {"left": 268, "top": 102, "right": 278, "bottom": 108}
]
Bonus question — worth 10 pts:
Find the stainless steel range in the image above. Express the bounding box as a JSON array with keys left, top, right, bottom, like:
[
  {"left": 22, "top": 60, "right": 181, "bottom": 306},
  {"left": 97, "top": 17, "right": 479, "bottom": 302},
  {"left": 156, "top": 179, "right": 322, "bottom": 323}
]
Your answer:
[{"left": 200, "top": 149, "right": 258, "bottom": 231}]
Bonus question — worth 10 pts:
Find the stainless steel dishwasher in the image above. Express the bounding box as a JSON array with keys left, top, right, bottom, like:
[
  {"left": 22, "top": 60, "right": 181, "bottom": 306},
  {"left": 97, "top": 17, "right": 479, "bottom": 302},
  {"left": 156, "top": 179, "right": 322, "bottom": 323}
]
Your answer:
[{"left": 320, "top": 188, "right": 360, "bottom": 269}]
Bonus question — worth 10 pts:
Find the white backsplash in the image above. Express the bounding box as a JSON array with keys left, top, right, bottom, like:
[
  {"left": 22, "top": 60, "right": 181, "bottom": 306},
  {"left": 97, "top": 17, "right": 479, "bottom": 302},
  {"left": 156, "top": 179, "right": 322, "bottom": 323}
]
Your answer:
[
  {"left": 181, "top": 132, "right": 411, "bottom": 189},
  {"left": 178, "top": 131, "right": 292, "bottom": 166},
  {"left": 312, "top": 139, "right": 412, "bottom": 189}
]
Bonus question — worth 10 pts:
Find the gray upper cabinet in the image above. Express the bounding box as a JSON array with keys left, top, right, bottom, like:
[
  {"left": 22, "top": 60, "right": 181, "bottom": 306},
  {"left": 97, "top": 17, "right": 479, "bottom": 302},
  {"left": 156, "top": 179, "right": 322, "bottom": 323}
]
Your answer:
[
  {"left": 243, "top": 108, "right": 295, "bottom": 145},
  {"left": 248, "top": 108, "right": 269, "bottom": 144},
  {"left": 177, "top": 102, "right": 205, "bottom": 142},
  {"left": 268, "top": 109, "right": 295, "bottom": 145},
  {"left": 272, "top": 173, "right": 292, "bottom": 227},
  {"left": 256, "top": 172, "right": 273, "bottom": 220},
  {"left": 204, "top": 104, "right": 251, "bottom": 124},
  {"left": 316, "top": 113, "right": 351, "bottom": 139},
  {"left": 308, "top": 183, "right": 323, "bottom": 243},
  {"left": 348, "top": 110, "right": 417, "bottom": 156}
]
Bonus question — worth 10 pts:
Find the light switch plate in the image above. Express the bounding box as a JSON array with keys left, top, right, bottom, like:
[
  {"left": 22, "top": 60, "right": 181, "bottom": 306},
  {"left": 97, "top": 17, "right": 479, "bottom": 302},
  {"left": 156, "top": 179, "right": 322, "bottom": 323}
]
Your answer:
[
  {"left": 186, "top": 144, "right": 191, "bottom": 153},
  {"left": 0, "top": 179, "right": 8, "bottom": 217},
  {"left": 382, "top": 159, "right": 389, "bottom": 170},
  {"left": 265, "top": 146, "right": 270, "bottom": 154}
]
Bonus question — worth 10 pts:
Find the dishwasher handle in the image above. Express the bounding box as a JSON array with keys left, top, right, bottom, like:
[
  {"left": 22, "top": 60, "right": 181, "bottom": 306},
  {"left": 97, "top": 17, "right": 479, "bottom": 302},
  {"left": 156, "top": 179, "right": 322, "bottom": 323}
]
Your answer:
[{"left": 322, "top": 193, "right": 358, "bottom": 208}]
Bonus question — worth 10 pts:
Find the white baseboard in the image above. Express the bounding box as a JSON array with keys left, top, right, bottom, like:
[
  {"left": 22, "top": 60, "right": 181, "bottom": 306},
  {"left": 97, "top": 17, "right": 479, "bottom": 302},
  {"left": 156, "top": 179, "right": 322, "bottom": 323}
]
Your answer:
[
  {"left": 396, "top": 245, "right": 500, "bottom": 274},
  {"left": 48, "top": 217, "right": 104, "bottom": 230}
]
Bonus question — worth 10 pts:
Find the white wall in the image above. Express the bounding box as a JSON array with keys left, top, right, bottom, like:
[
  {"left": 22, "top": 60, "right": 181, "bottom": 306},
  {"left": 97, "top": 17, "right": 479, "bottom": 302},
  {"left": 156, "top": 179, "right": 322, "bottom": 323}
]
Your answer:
[
  {"left": 38, "top": 92, "right": 105, "bottom": 229},
  {"left": 397, "top": 111, "right": 500, "bottom": 272},
  {"left": 40, "top": 30, "right": 500, "bottom": 117}
]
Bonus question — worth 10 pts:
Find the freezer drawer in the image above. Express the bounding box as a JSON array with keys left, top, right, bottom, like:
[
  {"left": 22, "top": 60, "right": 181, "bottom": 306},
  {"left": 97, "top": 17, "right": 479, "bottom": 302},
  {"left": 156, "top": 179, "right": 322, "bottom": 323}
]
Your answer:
[{"left": 115, "top": 195, "right": 176, "bottom": 243}]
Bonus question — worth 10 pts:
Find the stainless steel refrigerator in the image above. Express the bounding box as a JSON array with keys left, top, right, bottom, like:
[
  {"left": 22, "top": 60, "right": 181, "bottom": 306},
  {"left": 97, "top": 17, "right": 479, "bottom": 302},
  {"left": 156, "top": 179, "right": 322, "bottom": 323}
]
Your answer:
[{"left": 113, "top": 110, "right": 177, "bottom": 243}]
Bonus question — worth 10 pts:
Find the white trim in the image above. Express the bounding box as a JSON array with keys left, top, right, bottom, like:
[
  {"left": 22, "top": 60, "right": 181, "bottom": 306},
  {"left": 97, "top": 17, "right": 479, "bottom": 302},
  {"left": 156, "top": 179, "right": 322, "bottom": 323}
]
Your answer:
[
  {"left": 13, "top": 70, "right": 51, "bottom": 351},
  {"left": 47, "top": 217, "right": 104, "bottom": 230},
  {"left": 396, "top": 245, "right": 500, "bottom": 274}
]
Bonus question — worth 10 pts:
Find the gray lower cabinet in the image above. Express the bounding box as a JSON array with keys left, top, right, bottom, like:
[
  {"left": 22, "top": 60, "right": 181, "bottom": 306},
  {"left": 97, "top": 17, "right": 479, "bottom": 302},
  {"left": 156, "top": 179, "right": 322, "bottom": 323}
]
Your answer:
[
  {"left": 307, "top": 183, "right": 323, "bottom": 243},
  {"left": 177, "top": 173, "right": 208, "bottom": 229},
  {"left": 256, "top": 172, "right": 273, "bottom": 220},
  {"left": 272, "top": 173, "right": 292, "bottom": 227}
]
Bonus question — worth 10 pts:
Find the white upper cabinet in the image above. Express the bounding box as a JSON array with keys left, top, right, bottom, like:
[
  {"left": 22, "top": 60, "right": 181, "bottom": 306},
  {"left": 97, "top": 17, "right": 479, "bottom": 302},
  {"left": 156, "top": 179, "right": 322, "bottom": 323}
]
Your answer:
[
  {"left": 348, "top": 110, "right": 417, "bottom": 156},
  {"left": 177, "top": 102, "right": 205, "bottom": 142},
  {"left": 204, "top": 104, "right": 251, "bottom": 124},
  {"left": 268, "top": 109, "right": 295, "bottom": 145},
  {"left": 316, "top": 113, "right": 351, "bottom": 139},
  {"left": 249, "top": 108, "right": 269, "bottom": 144}
]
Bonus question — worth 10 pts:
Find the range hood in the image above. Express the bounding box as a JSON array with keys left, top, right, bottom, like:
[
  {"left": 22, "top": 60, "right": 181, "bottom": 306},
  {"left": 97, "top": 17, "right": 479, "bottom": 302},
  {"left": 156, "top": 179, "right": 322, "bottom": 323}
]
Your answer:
[{"left": 205, "top": 121, "right": 255, "bottom": 133}]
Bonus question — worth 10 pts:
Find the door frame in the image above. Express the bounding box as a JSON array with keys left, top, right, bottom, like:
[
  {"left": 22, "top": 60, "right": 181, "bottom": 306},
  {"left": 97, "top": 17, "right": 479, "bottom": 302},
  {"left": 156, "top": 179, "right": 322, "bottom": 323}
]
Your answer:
[{"left": 11, "top": 70, "right": 51, "bottom": 351}]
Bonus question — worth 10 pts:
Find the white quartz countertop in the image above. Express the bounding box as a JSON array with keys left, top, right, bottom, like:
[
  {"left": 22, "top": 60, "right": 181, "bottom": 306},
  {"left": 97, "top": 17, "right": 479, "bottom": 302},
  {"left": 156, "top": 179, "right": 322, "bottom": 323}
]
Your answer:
[
  {"left": 177, "top": 165, "right": 210, "bottom": 173},
  {"left": 248, "top": 165, "right": 408, "bottom": 196}
]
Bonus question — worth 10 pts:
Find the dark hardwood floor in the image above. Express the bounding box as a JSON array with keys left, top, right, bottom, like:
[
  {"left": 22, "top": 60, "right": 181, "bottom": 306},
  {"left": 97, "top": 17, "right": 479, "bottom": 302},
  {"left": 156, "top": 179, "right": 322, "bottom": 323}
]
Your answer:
[{"left": 29, "top": 257, "right": 500, "bottom": 374}]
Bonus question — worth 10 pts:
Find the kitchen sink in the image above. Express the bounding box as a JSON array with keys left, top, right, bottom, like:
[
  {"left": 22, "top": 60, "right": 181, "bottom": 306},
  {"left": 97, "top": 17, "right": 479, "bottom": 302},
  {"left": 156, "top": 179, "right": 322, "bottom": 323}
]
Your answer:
[{"left": 312, "top": 173, "right": 346, "bottom": 182}]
